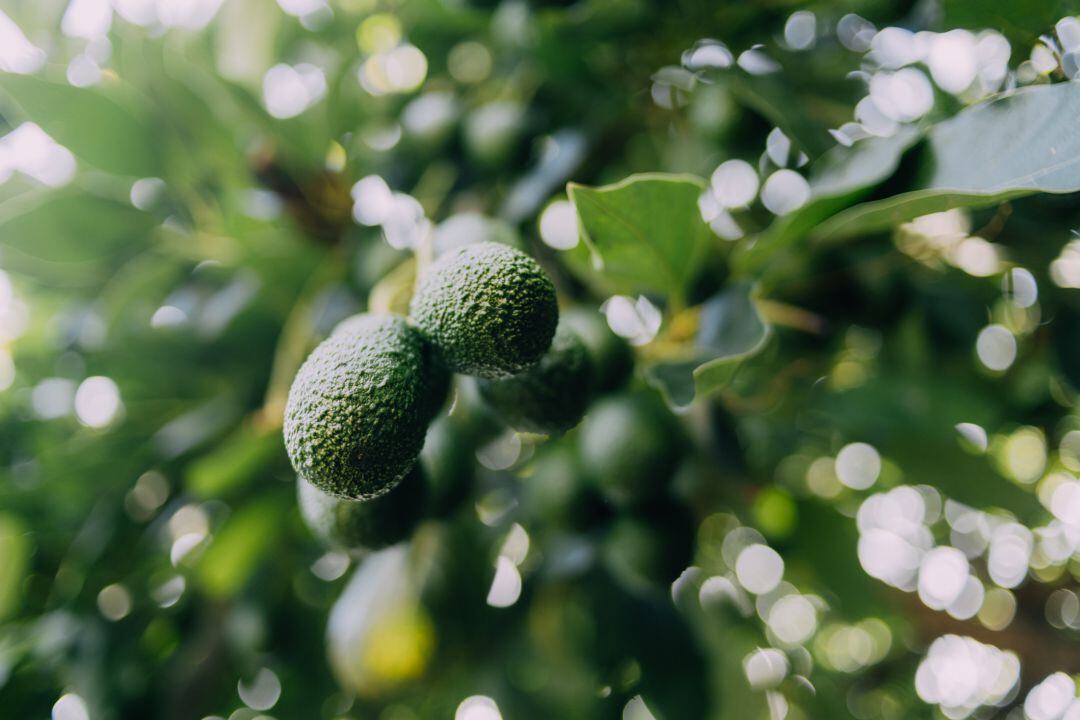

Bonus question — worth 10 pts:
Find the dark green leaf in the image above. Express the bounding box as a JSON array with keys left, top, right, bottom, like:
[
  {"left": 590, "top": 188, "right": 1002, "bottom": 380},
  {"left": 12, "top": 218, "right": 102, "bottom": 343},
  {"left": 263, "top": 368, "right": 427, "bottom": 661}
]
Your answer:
[
  {"left": 728, "top": 69, "right": 835, "bottom": 159},
  {"left": 821, "top": 373, "right": 1043, "bottom": 520},
  {"left": 734, "top": 127, "right": 921, "bottom": 274},
  {"left": 815, "top": 83, "right": 1080, "bottom": 241}
]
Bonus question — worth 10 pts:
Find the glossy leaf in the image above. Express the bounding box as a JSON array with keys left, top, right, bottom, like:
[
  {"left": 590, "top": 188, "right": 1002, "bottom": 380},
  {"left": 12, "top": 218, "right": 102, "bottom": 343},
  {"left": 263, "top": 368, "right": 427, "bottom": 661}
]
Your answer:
[
  {"left": 567, "top": 173, "right": 712, "bottom": 303},
  {"left": 734, "top": 127, "right": 921, "bottom": 274},
  {"left": 815, "top": 82, "right": 1080, "bottom": 241}
]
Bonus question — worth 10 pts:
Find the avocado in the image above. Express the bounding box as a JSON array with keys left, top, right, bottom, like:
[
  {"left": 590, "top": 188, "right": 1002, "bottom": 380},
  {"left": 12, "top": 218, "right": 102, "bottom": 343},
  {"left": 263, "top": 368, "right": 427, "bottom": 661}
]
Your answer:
[
  {"left": 410, "top": 242, "right": 558, "bottom": 379},
  {"left": 477, "top": 322, "right": 593, "bottom": 435},
  {"left": 578, "top": 392, "right": 684, "bottom": 507},
  {"left": 297, "top": 467, "right": 428, "bottom": 553},
  {"left": 562, "top": 307, "right": 634, "bottom": 394},
  {"left": 332, "top": 313, "right": 451, "bottom": 422},
  {"left": 522, "top": 443, "right": 610, "bottom": 532},
  {"left": 600, "top": 499, "right": 695, "bottom": 592},
  {"left": 284, "top": 313, "right": 449, "bottom": 500},
  {"left": 419, "top": 414, "right": 476, "bottom": 518}
]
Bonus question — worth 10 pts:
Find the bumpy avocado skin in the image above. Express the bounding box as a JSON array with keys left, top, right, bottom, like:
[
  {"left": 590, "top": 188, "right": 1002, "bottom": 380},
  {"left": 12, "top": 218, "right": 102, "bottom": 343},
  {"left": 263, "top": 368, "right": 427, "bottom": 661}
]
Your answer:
[
  {"left": 284, "top": 313, "right": 449, "bottom": 500},
  {"left": 410, "top": 242, "right": 558, "bottom": 379},
  {"left": 333, "top": 313, "right": 451, "bottom": 422},
  {"left": 297, "top": 467, "right": 428, "bottom": 552},
  {"left": 562, "top": 307, "right": 634, "bottom": 395},
  {"left": 578, "top": 392, "right": 684, "bottom": 507},
  {"left": 477, "top": 323, "right": 593, "bottom": 435}
]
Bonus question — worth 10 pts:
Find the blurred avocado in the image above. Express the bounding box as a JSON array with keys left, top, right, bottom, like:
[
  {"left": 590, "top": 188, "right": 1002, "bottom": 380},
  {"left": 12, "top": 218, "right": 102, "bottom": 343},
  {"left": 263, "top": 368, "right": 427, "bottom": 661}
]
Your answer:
[
  {"left": 528, "top": 568, "right": 708, "bottom": 719},
  {"left": 297, "top": 466, "right": 428, "bottom": 554},
  {"left": 420, "top": 414, "right": 476, "bottom": 518},
  {"left": 523, "top": 443, "right": 610, "bottom": 532},
  {"left": 478, "top": 321, "right": 593, "bottom": 435},
  {"left": 419, "top": 514, "right": 505, "bottom": 650},
  {"left": 599, "top": 499, "right": 695, "bottom": 593},
  {"left": 563, "top": 307, "right": 634, "bottom": 395},
  {"left": 327, "top": 546, "right": 435, "bottom": 698},
  {"left": 578, "top": 392, "right": 684, "bottom": 507},
  {"left": 447, "top": 377, "right": 507, "bottom": 446}
]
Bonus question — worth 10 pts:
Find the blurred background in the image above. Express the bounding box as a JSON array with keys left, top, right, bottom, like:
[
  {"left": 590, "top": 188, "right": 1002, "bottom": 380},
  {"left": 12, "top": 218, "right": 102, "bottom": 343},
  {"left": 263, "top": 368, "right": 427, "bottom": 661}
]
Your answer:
[{"left": 1, "top": 0, "right": 1080, "bottom": 719}]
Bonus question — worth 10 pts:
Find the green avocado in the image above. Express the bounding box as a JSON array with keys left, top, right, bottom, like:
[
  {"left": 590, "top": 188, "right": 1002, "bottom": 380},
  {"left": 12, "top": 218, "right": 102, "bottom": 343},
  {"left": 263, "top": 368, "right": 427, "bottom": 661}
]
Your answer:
[
  {"left": 419, "top": 414, "right": 476, "bottom": 518},
  {"left": 522, "top": 443, "right": 610, "bottom": 532},
  {"left": 410, "top": 242, "right": 558, "bottom": 379},
  {"left": 477, "top": 322, "right": 593, "bottom": 435},
  {"left": 601, "top": 499, "right": 695, "bottom": 592},
  {"left": 297, "top": 467, "right": 428, "bottom": 553},
  {"left": 562, "top": 307, "right": 634, "bottom": 395},
  {"left": 578, "top": 392, "right": 684, "bottom": 507},
  {"left": 284, "top": 313, "right": 449, "bottom": 500}
]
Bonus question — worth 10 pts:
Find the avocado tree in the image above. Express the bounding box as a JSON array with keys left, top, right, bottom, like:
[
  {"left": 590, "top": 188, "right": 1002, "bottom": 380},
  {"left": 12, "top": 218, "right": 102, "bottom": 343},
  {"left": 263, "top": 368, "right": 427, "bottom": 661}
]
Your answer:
[{"left": 0, "top": 1, "right": 1079, "bottom": 719}]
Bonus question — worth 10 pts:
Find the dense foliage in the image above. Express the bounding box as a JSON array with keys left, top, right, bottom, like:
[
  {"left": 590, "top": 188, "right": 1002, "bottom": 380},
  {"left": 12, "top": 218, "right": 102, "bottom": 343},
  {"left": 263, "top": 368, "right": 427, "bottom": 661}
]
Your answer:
[{"left": 1, "top": 1, "right": 1079, "bottom": 719}]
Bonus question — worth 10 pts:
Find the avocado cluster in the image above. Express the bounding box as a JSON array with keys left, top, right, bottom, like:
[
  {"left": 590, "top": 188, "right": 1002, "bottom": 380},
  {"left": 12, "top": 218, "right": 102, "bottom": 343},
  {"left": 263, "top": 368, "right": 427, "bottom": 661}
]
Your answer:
[
  {"left": 285, "top": 241, "right": 606, "bottom": 552},
  {"left": 285, "top": 237, "right": 696, "bottom": 561},
  {"left": 283, "top": 236, "right": 704, "bottom": 567}
]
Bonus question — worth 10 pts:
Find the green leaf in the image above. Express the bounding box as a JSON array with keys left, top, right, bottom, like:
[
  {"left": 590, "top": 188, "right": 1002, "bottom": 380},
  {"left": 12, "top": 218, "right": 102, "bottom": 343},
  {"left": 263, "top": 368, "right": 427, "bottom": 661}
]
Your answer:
[
  {"left": 734, "top": 127, "right": 921, "bottom": 274},
  {"left": 197, "top": 493, "right": 288, "bottom": 598},
  {"left": 185, "top": 424, "right": 285, "bottom": 499},
  {"left": 814, "top": 82, "right": 1080, "bottom": 242},
  {"left": 808, "top": 127, "right": 923, "bottom": 199},
  {"left": 0, "top": 75, "right": 161, "bottom": 177},
  {"left": 0, "top": 189, "right": 157, "bottom": 285},
  {"left": 0, "top": 514, "right": 30, "bottom": 620},
  {"left": 944, "top": 0, "right": 1072, "bottom": 45},
  {"left": 728, "top": 70, "right": 835, "bottom": 159},
  {"left": 567, "top": 173, "right": 712, "bottom": 303},
  {"left": 645, "top": 282, "right": 770, "bottom": 407}
]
